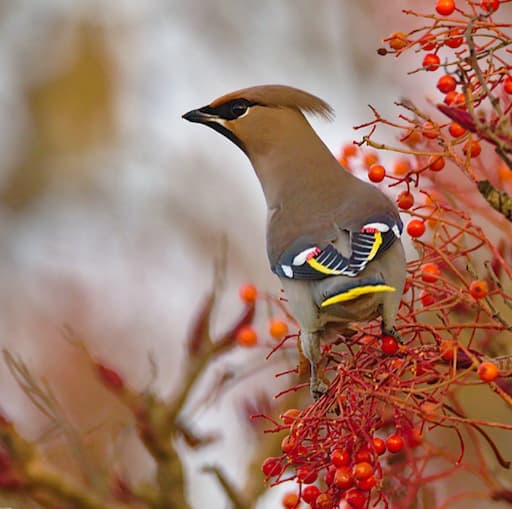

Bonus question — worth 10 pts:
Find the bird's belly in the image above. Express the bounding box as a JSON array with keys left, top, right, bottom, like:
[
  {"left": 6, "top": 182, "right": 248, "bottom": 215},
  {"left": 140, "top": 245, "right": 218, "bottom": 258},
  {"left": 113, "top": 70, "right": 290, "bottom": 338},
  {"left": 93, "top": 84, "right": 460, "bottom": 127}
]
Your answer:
[{"left": 318, "top": 292, "right": 383, "bottom": 326}]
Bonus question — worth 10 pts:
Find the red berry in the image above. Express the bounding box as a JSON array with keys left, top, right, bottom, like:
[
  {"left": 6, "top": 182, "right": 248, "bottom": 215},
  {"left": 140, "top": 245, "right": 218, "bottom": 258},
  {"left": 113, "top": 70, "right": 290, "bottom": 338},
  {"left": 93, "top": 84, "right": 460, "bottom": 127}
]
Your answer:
[
  {"left": 440, "top": 339, "right": 456, "bottom": 361},
  {"left": 330, "top": 448, "right": 350, "bottom": 467},
  {"left": 421, "top": 262, "right": 441, "bottom": 282},
  {"left": 316, "top": 493, "right": 334, "bottom": 509},
  {"left": 355, "top": 447, "right": 373, "bottom": 463},
  {"left": 420, "top": 290, "right": 435, "bottom": 307},
  {"left": 282, "top": 492, "right": 300, "bottom": 509},
  {"left": 481, "top": 0, "right": 499, "bottom": 12},
  {"left": 262, "top": 457, "right": 282, "bottom": 477},
  {"left": 368, "top": 163, "right": 386, "bottom": 183},
  {"left": 504, "top": 76, "right": 512, "bottom": 94},
  {"left": 296, "top": 466, "right": 318, "bottom": 484},
  {"left": 445, "top": 29, "right": 463, "bottom": 48},
  {"left": 282, "top": 408, "right": 300, "bottom": 425},
  {"left": 372, "top": 437, "right": 386, "bottom": 455},
  {"left": 269, "top": 318, "right": 289, "bottom": 339},
  {"left": 422, "top": 121, "right": 438, "bottom": 139},
  {"left": 353, "top": 462, "right": 373, "bottom": 480},
  {"left": 236, "top": 325, "right": 258, "bottom": 347},
  {"left": 333, "top": 466, "right": 353, "bottom": 489},
  {"left": 423, "top": 53, "right": 440, "bottom": 71},
  {"left": 302, "top": 485, "right": 321, "bottom": 504},
  {"left": 356, "top": 475, "right": 377, "bottom": 491},
  {"left": 437, "top": 75, "right": 456, "bottom": 93},
  {"left": 381, "top": 335, "right": 399, "bottom": 355},
  {"left": 421, "top": 34, "right": 436, "bottom": 51},
  {"left": 407, "top": 219, "right": 426, "bottom": 238},
  {"left": 463, "top": 140, "right": 481, "bottom": 158},
  {"left": 397, "top": 191, "right": 414, "bottom": 210},
  {"left": 436, "top": 0, "right": 455, "bottom": 16},
  {"left": 345, "top": 489, "right": 367, "bottom": 508},
  {"left": 469, "top": 279, "right": 488, "bottom": 299},
  {"left": 429, "top": 155, "right": 445, "bottom": 172},
  {"left": 324, "top": 465, "right": 336, "bottom": 486},
  {"left": 449, "top": 122, "right": 466, "bottom": 138},
  {"left": 281, "top": 434, "right": 296, "bottom": 453},
  {"left": 386, "top": 433, "right": 405, "bottom": 453},
  {"left": 477, "top": 361, "right": 499, "bottom": 382},
  {"left": 239, "top": 283, "right": 257, "bottom": 303}
]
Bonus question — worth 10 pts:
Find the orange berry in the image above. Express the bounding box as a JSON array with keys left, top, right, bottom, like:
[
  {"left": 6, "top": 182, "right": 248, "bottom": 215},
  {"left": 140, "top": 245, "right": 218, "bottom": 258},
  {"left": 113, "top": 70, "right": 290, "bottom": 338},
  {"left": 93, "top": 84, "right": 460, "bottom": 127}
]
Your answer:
[
  {"left": 342, "top": 143, "right": 358, "bottom": 159},
  {"left": 469, "top": 279, "right": 488, "bottom": 299},
  {"left": 386, "top": 433, "right": 404, "bottom": 453},
  {"left": 477, "top": 361, "right": 499, "bottom": 382},
  {"left": 269, "top": 318, "right": 289, "bottom": 339},
  {"left": 423, "top": 53, "right": 440, "bottom": 71},
  {"left": 333, "top": 466, "right": 353, "bottom": 489},
  {"left": 353, "top": 462, "right": 373, "bottom": 480},
  {"left": 373, "top": 437, "right": 386, "bottom": 455},
  {"left": 397, "top": 191, "right": 414, "bottom": 210},
  {"left": 444, "top": 90, "right": 458, "bottom": 105},
  {"left": 281, "top": 408, "right": 300, "bottom": 425},
  {"left": 440, "top": 339, "right": 455, "bottom": 361},
  {"left": 463, "top": 140, "right": 481, "bottom": 158},
  {"left": 429, "top": 155, "right": 445, "bottom": 172},
  {"left": 453, "top": 93, "right": 466, "bottom": 107},
  {"left": 407, "top": 219, "right": 426, "bottom": 238},
  {"left": 403, "top": 129, "right": 422, "bottom": 147},
  {"left": 436, "top": 0, "right": 456, "bottom": 16},
  {"left": 282, "top": 491, "right": 300, "bottom": 509},
  {"left": 281, "top": 434, "right": 296, "bottom": 453},
  {"left": 388, "top": 31, "right": 408, "bottom": 50},
  {"left": 236, "top": 326, "right": 258, "bottom": 347},
  {"left": 239, "top": 283, "right": 257, "bottom": 303},
  {"left": 421, "top": 262, "right": 441, "bottom": 282},
  {"left": 448, "top": 122, "right": 466, "bottom": 138},
  {"left": 499, "top": 162, "right": 512, "bottom": 181},
  {"left": 423, "top": 122, "right": 438, "bottom": 139},
  {"left": 363, "top": 151, "right": 379, "bottom": 168},
  {"left": 437, "top": 75, "right": 457, "bottom": 93},
  {"left": 504, "top": 76, "right": 512, "bottom": 94},
  {"left": 392, "top": 158, "right": 412, "bottom": 175},
  {"left": 316, "top": 493, "right": 334, "bottom": 509},
  {"left": 368, "top": 163, "right": 386, "bottom": 183}
]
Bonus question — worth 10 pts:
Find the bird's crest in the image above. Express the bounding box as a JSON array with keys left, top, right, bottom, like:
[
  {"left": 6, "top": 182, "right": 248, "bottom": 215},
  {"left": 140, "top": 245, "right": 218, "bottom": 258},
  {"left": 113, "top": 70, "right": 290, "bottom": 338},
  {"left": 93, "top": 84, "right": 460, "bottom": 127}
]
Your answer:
[{"left": 209, "top": 84, "right": 334, "bottom": 120}]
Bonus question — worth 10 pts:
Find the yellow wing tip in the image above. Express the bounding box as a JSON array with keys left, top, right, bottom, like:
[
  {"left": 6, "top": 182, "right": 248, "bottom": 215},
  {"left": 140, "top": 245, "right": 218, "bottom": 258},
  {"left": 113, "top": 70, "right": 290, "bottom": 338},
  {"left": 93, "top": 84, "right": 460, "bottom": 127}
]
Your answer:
[{"left": 321, "top": 285, "right": 395, "bottom": 307}]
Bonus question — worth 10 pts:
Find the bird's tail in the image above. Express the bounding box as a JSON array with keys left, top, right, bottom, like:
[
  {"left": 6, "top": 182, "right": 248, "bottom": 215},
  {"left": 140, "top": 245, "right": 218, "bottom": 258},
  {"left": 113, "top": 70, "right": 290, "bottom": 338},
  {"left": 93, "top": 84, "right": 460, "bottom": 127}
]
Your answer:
[{"left": 320, "top": 277, "right": 395, "bottom": 307}]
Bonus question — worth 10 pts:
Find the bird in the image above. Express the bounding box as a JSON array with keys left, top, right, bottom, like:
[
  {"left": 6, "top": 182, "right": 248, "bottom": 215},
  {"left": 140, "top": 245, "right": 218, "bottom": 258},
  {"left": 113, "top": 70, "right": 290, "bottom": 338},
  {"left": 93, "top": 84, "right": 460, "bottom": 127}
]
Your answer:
[{"left": 183, "top": 85, "right": 406, "bottom": 399}]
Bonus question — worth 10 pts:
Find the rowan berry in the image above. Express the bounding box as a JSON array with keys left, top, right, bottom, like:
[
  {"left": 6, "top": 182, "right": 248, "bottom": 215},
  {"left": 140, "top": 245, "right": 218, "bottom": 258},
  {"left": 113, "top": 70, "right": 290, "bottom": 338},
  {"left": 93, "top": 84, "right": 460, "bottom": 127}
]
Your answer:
[
  {"left": 302, "top": 485, "right": 321, "bottom": 504},
  {"left": 463, "top": 140, "right": 481, "bottom": 158},
  {"left": 436, "top": 0, "right": 455, "bottom": 16},
  {"left": 481, "top": 0, "right": 499, "bottom": 12},
  {"left": 469, "top": 279, "right": 488, "bottom": 299},
  {"left": 477, "top": 361, "right": 499, "bottom": 382},
  {"left": 386, "top": 433, "right": 405, "bottom": 453},
  {"left": 330, "top": 448, "right": 350, "bottom": 467},
  {"left": 269, "top": 318, "right": 288, "bottom": 339},
  {"left": 397, "top": 191, "right": 414, "bottom": 210},
  {"left": 407, "top": 219, "right": 426, "bottom": 238},
  {"left": 429, "top": 155, "right": 445, "bottom": 172},
  {"left": 437, "top": 75, "right": 457, "bottom": 93},
  {"left": 368, "top": 164, "right": 386, "bottom": 183},
  {"left": 236, "top": 326, "right": 258, "bottom": 347},
  {"left": 449, "top": 122, "right": 466, "bottom": 138},
  {"left": 282, "top": 492, "right": 299, "bottom": 509},
  {"left": 353, "top": 462, "right": 373, "bottom": 480},
  {"left": 239, "top": 283, "right": 257, "bottom": 303},
  {"left": 333, "top": 466, "right": 353, "bottom": 489},
  {"left": 345, "top": 489, "right": 367, "bottom": 508},
  {"left": 421, "top": 262, "right": 441, "bottom": 282},
  {"left": 388, "top": 31, "right": 408, "bottom": 50},
  {"left": 381, "top": 335, "right": 399, "bottom": 355},
  {"left": 504, "top": 76, "right": 512, "bottom": 94},
  {"left": 423, "top": 53, "right": 440, "bottom": 71},
  {"left": 281, "top": 408, "right": 300, "bottom": 425},
  {"left": 445, "top": 29, "right": 463, "bottom": 48},
  {"left": 372, "top": 437, "right": 386, "bottom": 455}
]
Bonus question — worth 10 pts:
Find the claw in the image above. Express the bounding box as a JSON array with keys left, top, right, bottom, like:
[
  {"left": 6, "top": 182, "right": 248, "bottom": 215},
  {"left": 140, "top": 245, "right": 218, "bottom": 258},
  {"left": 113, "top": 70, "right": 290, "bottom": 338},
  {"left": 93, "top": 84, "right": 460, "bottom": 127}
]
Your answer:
[{"left": 382, "top": 325, "right": 403, "bottom": 344}]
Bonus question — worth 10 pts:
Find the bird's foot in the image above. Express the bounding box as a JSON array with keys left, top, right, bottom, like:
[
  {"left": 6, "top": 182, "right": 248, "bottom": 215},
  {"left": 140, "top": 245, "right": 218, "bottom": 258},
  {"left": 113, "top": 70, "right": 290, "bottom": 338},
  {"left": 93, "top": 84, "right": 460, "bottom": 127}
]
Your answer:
[
  {"left": 310, "top": 377, "right": 329, "bottom": 400},
  {"left": 382, "top": 325, "right": 404, "bottom": 344},
  {"left": 310, "top": 366, "right": 329, "bottom": 400}
]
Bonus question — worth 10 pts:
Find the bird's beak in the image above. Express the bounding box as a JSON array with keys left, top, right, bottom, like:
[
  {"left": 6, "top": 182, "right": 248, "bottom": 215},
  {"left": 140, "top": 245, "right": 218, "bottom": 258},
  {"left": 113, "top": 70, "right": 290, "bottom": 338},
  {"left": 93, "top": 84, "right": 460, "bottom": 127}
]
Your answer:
[{"left": 182, "top": 107, "right": 216, "bottom": 124}]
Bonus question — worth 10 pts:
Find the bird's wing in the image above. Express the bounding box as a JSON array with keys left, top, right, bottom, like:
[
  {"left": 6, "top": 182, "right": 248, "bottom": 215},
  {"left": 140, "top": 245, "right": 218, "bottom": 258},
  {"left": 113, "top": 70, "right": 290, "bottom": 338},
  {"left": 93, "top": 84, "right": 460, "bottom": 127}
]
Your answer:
[{"left": 272, "top": 213, "right": 402, "bottom": 280}]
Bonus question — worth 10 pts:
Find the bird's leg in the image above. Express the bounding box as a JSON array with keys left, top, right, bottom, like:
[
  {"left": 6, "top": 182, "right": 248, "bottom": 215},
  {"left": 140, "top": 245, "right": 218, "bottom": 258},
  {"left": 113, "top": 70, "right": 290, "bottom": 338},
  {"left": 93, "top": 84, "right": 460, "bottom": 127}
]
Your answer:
[{"left": 300, "top": 329, "right": 328, "bottom": 399}]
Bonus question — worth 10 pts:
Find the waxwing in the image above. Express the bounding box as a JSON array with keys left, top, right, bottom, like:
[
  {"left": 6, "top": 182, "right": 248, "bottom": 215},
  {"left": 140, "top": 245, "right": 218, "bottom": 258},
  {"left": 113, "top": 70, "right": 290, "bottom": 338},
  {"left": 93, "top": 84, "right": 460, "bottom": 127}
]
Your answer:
[{"left": 183, "top": 85, "right": 406, "bottom": 398}]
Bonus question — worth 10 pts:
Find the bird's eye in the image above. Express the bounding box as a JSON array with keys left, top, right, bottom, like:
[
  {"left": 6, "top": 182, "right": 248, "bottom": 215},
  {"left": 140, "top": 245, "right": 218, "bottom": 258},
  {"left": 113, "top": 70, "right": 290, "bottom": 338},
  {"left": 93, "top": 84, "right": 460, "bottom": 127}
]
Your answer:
[{"left": 230, "top": 101, "right": 248, "bottom": 117}]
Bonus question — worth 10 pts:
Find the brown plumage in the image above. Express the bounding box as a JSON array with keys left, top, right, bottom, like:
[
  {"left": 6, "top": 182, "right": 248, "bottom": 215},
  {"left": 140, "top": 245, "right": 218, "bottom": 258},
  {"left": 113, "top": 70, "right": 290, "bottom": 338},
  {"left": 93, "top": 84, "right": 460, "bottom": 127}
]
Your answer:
[
  {"left": 183, "top": 85, "right": 406, "bottom": 399},
  {"left": 209, "top": 84, "right": 334, "bottom": 120}
]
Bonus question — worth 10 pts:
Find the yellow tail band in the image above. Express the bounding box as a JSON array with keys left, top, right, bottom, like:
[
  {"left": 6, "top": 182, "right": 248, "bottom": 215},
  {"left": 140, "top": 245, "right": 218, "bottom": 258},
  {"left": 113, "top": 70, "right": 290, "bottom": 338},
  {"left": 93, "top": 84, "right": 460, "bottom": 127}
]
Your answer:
[{"left": 321, "top": 284, "right": 395, "bottom": 307}]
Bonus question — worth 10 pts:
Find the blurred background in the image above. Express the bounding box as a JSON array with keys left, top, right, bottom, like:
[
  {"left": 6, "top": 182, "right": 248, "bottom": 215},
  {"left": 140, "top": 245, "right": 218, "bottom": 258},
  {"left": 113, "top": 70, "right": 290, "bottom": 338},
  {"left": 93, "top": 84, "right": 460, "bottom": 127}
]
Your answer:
[{"left": 0, "top": 1, "right": 458, "bottom": 507}]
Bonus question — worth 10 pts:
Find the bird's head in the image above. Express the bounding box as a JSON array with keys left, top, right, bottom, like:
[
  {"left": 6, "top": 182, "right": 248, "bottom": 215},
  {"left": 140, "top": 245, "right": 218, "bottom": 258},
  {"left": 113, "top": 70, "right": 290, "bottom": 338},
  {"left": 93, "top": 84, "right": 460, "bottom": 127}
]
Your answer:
[{"left": 182, "top": 84, "right": 334, "bottom": 157}]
